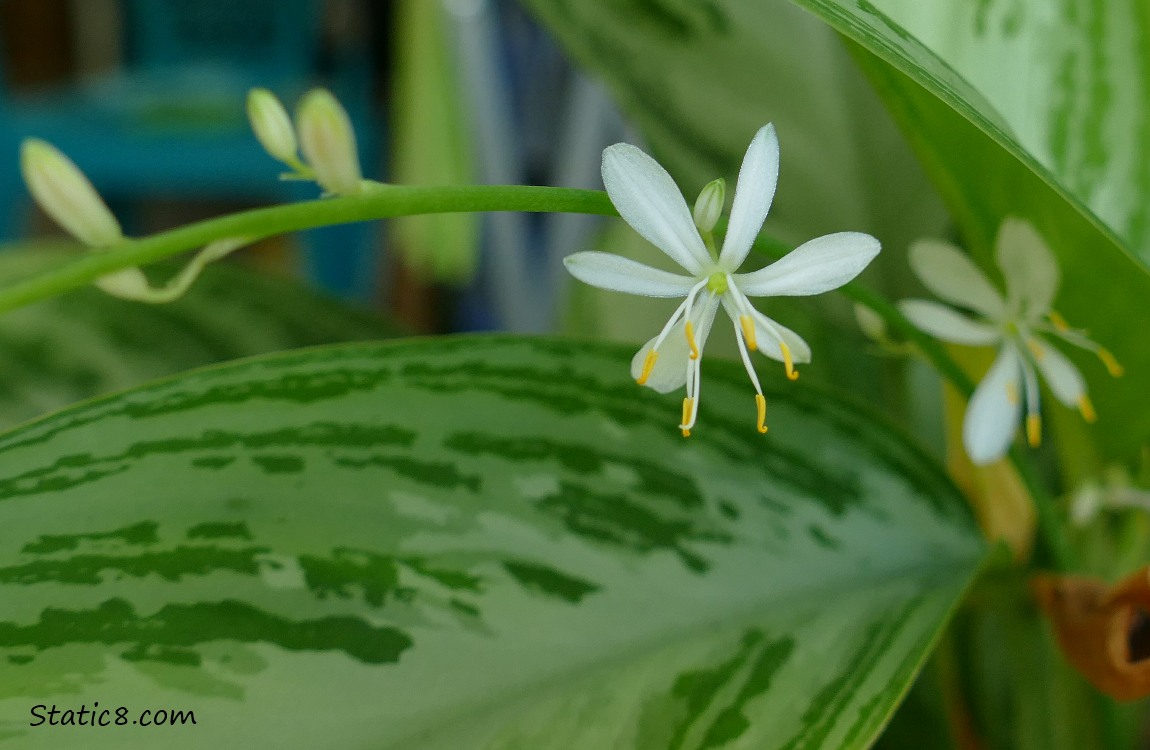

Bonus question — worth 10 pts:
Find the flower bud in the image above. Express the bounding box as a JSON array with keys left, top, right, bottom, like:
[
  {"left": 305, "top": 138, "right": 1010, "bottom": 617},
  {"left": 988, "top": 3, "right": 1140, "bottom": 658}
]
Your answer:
[
  {"left": 692, "top": 178, "right": 725, "bottom": 233},
  {"left": 247, "top": 88, "right": 298, "bottom": 164},
  {"left": 20, "top": 139, "right": 123, "bottom": 247},
  {"left": 296, "top": 89, "right": 363, "bottom": 196}
]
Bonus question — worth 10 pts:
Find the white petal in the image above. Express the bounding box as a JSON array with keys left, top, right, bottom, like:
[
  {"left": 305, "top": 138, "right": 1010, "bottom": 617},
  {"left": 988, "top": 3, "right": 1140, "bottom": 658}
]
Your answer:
[
  {"left": 1031, "top": 338, "right": 1086, "bottom": 407},
  {"left": 909, "top": 239, "right": 1005, "bottom": 318},
  {"left": 718, "top": 124, "right": 780, "bottom": 269},
  {"left": 601, "top": 144, "right": 710, "bottom": 274},
  {"left": 995, "top": 218, "right": 1059, "bottom": 318},
  {"left": 734, "top": 232, "right": 880, "bottom": 297},
  {"left": 756, "top": 316, "right": 811, "bottom": 365},
  {"left": 721, "top": 296, "right": 812, "bottom": 365},
  {"left": 963, "top": 345, "right": 1023, "bottom": 465},
  {"left": 631, "top": 294, "right": 720, "bottom": 393},
  {"left": 899, "top": 299, "right": 1000, "bottom": 345},
  {"left": 563, "top": 252, "right": 697, "bottom": 297}
]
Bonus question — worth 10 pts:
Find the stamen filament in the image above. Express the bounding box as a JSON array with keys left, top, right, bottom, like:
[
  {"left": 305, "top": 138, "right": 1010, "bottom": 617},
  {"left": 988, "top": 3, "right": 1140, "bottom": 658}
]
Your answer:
[
  {"left": 1098, "top": 347, "right": 1124, "bottom": 378},
  {"left": 1026, "top": 414, "right": 1042, "bottom": 447},
  {"left": 1078, "top": 394, "right": 1097, "bottom": 423},
  {"left": 755, "top": 394, "right": 768, "bottom": 434},
  {"left": 685, "top": 321, "right": 700, "bottom": 360},
  {"left": 780, "top": 342, "right": 799, "bottom": 381},
  {"left": 1021, "top": 357, "right": 1041, "bottom": 448},
  {"left": 636, "top": 350, "right": 658, "bottom": 385},
  {"left": 739, "top": 315, "right": 757, "bottom": 351}
]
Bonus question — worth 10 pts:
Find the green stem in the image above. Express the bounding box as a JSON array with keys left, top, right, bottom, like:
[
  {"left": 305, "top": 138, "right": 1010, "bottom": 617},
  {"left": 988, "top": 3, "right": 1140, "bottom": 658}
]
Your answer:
[{"left": 0, "top": 185, "right": 615, "bottom": 314}]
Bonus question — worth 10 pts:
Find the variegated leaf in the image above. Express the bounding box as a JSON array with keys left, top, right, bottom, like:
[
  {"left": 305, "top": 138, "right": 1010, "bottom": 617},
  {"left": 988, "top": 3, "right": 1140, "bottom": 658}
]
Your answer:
[{"left": 0, "top": 336, "right": 983, "bottom": 748}]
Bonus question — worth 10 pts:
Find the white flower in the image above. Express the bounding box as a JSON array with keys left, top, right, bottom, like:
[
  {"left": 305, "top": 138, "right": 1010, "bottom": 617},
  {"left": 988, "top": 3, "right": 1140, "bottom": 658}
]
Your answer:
[
  {"left": 564, "top": 124, "right": 881, "bottom": 436},
  {"left": 899, "top": 218, "right": 1122, "bottom": 465}
]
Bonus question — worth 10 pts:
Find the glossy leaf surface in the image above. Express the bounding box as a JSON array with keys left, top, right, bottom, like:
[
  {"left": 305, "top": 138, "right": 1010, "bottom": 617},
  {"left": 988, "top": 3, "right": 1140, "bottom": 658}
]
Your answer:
[{"left": 0, "top": 336, "right": 983, "bottom": 748}]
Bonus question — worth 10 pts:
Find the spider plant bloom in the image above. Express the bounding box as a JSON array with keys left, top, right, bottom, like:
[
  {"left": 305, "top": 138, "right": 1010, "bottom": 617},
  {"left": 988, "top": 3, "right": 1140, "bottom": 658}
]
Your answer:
[
  {"left": 564, "top": 124, "right": 880, "bottom": 436},
  {"left": 899, "top": 219, "right": 1122, "bottom": 465}
]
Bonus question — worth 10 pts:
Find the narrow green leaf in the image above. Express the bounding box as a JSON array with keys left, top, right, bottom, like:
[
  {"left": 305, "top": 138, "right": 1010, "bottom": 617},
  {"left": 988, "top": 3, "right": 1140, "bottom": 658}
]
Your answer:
[
  {"left": 0, "top": 336, "right": 983, "bottom": 748},
  {"left": 864, "top": 0, "right": 1150, "bottom": 257}
]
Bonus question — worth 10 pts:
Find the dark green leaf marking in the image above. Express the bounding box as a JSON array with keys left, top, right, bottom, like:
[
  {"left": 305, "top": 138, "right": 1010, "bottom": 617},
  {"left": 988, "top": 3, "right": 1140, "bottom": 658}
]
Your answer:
[
  {"left": 500, "top": 561, "right": 600, "bottom": 604},
  {"left": 0, "top": 598, "right": 413, "bottom": 666}
]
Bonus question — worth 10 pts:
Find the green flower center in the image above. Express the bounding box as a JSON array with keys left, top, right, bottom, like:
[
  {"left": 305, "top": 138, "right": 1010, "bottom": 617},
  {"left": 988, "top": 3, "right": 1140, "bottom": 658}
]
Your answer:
[{"left": 706, "top": 272, "right": 728, "bottom": 295}]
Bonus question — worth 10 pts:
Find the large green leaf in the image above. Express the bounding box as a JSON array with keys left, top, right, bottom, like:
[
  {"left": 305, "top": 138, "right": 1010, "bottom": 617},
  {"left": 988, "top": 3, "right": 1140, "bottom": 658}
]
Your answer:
[
  {"left": 0, "top": 336, "right": 983, "bottom": 748},
  {"left": 0, "top": 251, "right": 397, "bottom": 428}
]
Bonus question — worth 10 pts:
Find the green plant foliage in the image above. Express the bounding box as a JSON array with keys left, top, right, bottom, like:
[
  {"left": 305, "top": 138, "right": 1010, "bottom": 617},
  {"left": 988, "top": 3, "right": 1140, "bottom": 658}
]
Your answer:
[
  {"left": 0, "top": 251, "right": 398, "bottom": 428},
  {"left": 0, "top": 336, "right": 983, "bottom": 748}
]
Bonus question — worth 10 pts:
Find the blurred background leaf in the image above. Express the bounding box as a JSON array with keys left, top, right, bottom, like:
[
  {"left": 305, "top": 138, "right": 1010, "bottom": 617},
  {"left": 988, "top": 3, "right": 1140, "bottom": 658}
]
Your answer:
[
  {"left": 390, "top": 0, "right": 479, "bottom": 284},
  {"left": 0, "top": 245, "right": 399, "bottom": 428}
]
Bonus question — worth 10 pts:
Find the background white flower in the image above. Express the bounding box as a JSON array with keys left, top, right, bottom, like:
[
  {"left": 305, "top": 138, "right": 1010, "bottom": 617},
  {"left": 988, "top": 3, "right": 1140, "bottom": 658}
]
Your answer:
[
  {"left": 564, "top": 124, "right": 880, "bottom": 436},
  {"left": 899, "top": 218, "right": 1122, "bottom": 465}
]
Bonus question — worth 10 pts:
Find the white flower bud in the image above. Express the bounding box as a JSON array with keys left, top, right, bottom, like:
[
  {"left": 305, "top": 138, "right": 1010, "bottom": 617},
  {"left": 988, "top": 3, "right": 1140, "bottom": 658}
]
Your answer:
[
  {"left": 247, "top": 88, "right": 298, "bottom": 164},
  {"left": 20, "top": 139, "right": 123, "bottom": 247},
  {"left": 296, "top": 89, "right": 363, "bottom": 196},
  {"left": 692, "top": 178, "right": 725, "bottom": 233}
]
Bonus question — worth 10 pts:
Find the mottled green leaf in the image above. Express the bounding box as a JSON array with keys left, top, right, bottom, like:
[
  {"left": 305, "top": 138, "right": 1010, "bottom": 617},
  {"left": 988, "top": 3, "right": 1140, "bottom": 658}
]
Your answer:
[{"left": 0, "top": 336, "right": 983, "bottom": 748}]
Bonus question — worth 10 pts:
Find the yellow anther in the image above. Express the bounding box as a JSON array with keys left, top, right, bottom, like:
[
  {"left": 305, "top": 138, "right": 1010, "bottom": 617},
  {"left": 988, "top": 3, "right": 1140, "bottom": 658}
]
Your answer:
[
  {"left": 779, "top": 342, "right": 799, "bottom": 381},
  {"left": 1078, "top": 394, "right": 1097, "bottom": 423},
  {"left": 1026, "top": 414, "right": 1042, "bottom": 448},
  {"left": 680, "top": 398, "right": 694, "bottom": 437},
  {"left": 636, "top": 350, "right": 658, "bottom": 385},
  {"left": 1027, "top": 339, "right": 1045, "bottom": 361},
  {"left": 685, "top": 322, "right": 700, "bottom": 360},
  {"left": 1005, "top": 382, "right": 1019, "bottom": 405},
  {"left": 1098, "top": 347, "right": 1124, "bottom": 377},
  {"left": 739, "top": 315, "right": 757, "bottom": 351},
  {"left": 1048, "top": 311, "right": 1070, "bottom": 332},
  {"left": 755, "top": 394, "right": 768, "bottom": 434}
]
